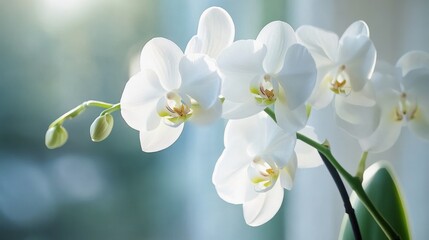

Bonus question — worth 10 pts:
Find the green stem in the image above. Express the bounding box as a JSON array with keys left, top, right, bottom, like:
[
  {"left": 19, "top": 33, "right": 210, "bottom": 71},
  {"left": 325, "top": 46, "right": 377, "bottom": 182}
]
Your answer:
[
  {"left": 100, "top": 103, "right": 121, "bottom": 116},
  {"left": 355, "top": 151, "right": 368, "bottom": 182},
  {"left": 263, "top": 107, "right": 400, "bottom": 240},
  {"left": 49, "top": 100, "right": 118, "bottom": 128}
]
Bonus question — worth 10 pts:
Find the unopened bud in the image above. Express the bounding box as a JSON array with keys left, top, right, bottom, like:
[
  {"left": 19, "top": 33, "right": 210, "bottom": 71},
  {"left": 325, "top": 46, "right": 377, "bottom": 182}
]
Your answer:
[
  {"left": 45, "top": 125, "right": 68, "bottom": 149},
  {"left": 90, "top": 114, "right": 114, "bottom": 142}
]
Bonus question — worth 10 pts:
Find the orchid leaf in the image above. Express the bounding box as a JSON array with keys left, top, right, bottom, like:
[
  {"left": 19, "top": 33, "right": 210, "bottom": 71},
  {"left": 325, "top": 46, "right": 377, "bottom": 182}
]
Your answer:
[{"left": 339, "top": 161, "right": 411, "bottom": 240}]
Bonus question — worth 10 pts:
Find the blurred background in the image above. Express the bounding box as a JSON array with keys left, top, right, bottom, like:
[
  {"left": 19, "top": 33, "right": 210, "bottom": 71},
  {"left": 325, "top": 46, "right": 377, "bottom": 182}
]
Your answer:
[{"left": 0, "top": 0, "right": 428, "bottom": 239}]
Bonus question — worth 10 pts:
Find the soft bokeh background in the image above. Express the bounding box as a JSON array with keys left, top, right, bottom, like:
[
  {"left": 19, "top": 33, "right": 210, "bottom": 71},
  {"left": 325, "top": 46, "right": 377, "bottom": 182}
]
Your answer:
[{"left": 0, "top": 0, "right": 428, "bottom": 239}]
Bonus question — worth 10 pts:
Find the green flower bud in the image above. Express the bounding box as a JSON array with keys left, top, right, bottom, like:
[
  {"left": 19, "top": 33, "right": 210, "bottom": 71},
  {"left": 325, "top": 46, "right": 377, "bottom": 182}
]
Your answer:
[
  {"left": 90, "top": 114, "right": 114, "bottom": 142},
  {"left": 45, "top": 125, "right": 68, "bottom": 149}
]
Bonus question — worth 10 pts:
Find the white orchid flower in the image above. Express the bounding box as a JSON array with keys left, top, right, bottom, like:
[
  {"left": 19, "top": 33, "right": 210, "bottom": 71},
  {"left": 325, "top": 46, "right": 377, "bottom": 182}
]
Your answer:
[
  {"left": 217, "top": 21, "right": 317, "bottom": 132},
  {"left": 360, "top": 51, "right": 429, "bottom": 153},
  {"left": 120, "top": 38, "right": 221, "bottom": 152},
  {"left": 212, "top": 112, "right": 322, "bottom": 226},
  {"left": 185, "top": 6, "right": 235, "bottom": 59},
  {"left": 297, "top": 21, "right": 380, "bottom": 139}
]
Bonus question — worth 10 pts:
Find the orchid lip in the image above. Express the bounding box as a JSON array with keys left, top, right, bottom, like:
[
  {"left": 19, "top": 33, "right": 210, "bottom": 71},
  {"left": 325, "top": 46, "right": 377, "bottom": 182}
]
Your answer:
[
  {"left": 394, "top": 92, "right": 418, "bottom": 122},
  {"left": 250, "top": 74, "right": 278, "bottom": 106},
  {"left": 158, "top": 92, "right": 193, "bottom": 126},
  {"left": 327, "top": 65, "right": 352, "bottom": 95},
  {"left": 248, "top": 156, "right": 279, "bottom": 193}
]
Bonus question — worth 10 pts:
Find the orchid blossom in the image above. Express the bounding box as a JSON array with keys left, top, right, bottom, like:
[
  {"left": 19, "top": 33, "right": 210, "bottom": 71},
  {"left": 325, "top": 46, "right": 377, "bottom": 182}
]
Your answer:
[
  {"left": 217, "top": 21, "right": 317, "bottom": 132},
  {"left": 212, "top": 112, "right": 322, "bottom": 226},
  {"left": 360, "top": 51, "right": 429, "bottom": 153},
  {"left": 120, "top": 38, "right": 221, "bottom": 152},
  {"left": 297, "top": 21, "right": 380, "bottom": 139}
]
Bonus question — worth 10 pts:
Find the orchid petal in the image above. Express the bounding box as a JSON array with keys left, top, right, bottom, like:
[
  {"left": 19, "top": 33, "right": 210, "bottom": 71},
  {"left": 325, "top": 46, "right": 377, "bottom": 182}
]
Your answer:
[
  {"left": 279, "top": 153, "right": 297, "bottom": 190},
  {"left": 372, "top": 62, "right": 402, "bottom": 92},
  {"left": 295, "top": 126, "right": 323, "bottom": 168},
  {"left": 408, "top": 108, "right": 429, "bottom": 141},
  {"left": 243, "top": 181, "right": 284, "bottom": 227},
  {"left": 359, "top": 90, "right": 403, "bottom": 152},
  {"left": 190, "top": 99, "right": 222, "bottom": 125},
  {"left": 139, "top": 122, "right": 184, "bottom": 152},
  {"left": 187, "top": 7, "right": 235, "bottom": 59},
  {"left": 184, "top": 35, "right": 202, "bottom": 58},
  {"left": 340, "top": 20, "right": 370, "bottom": 41},
  {"left": 140, "top": 38, "right": 182, "bottom": 90},
  {"left": 212, "top": 143, "right": 257, "bottom": 204},
  {"left": 224, "top": 113, "right": 265, "bottom": 148},
  {"left": 222, "top": 100, "right": 265, "bottom": 120},
  {"left": 277, "top": 44, "right": 317, "bottom": 110},
  {"left": 179, "top": 54, "right": 220, "bottom": 109},
  {"left": 218, "top": 40, "right": 267, "bottom": 102},
  {"left": 120, "top": 70, "right": 164, "bottom": 131},
  {"left": 402, "top": 68, "right": 429, "bottom": 105},
  {"left": 296, "top": 25, "right": 338, "bottom": 66},
  {"left": 256, "top": 21, "right": 297, "bottom": 74},
  {"left": 307, "top": 73, "right": 335, "bottom": 109},
  {"left": 334, "top": 91, "right": 380, "bottom": 139},
  {"left": 274, "top": 101, "right": 307, "bottom": 132},
  {"left": 396, "top": 51, "right": 429, "bottom": 76},
  {"left": 338, "top": 35, "right": 376, "bottom": 91},
  {"left": 265, "top": 131, "right": 296, "bottom": 168}
]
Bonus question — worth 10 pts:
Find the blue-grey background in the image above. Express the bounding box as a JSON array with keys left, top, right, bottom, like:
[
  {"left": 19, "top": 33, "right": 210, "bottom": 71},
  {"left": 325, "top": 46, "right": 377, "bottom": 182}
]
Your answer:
[{"left": 0, "top": 0, "right": 428, "bottom": 239}]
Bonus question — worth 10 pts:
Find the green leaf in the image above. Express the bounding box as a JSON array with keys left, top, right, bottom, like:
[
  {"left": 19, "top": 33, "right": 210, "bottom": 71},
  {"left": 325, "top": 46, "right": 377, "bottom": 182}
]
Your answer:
[{"left": 339, "top": 161, "right": 411, "bottom": 240}]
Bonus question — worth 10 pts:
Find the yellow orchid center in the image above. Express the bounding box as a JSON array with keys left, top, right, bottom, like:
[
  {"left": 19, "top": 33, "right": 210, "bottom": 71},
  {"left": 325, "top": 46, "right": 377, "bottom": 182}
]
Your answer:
[
  {"left": 327, "top": 65, "right": 351, "bottom": 95},
  {"left": 158, "top": 92, "right": 193, "bottom": 126},
  {"left": 394, "top": 92, "right": 418, "bottom": 122},
  {"left": 250, "top": 74, "right": 277, "bottom": 106},
  {"left": 249, "top": 156, "right": 279, "bottom": 192}
]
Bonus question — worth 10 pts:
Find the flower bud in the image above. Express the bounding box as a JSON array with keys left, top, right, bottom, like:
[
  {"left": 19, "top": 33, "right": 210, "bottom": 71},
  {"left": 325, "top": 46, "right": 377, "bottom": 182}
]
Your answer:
[
  {"left": 90, "top": 114, "right": 114, "bottom": 142},
  {"left": 45, "top": 125, "right": 68, "bottom": 149}
]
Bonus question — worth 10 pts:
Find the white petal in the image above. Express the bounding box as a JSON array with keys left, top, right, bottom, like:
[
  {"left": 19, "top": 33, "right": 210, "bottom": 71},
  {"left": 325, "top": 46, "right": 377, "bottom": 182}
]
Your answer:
[
  {"left": 243, "top": 181, "right": 284, "bottom": 227},
  {"left": 276, "top": 44, "right": 317, "bottom": 110},
  {"left": 190, "top": 99, "right": 222, "bottom": 125},
  {"left": 409, "top": 108, "right": 429, "bottom": 141},
  {"left": 403, "top": 68, "right": 429, "bottom": 141},
  {"left": 256, "top": 21, "right": 297, "bottom": 74},
  {"left": 212, "top": 143, "right": 257, "bottom": 204},
  {"left": 340, "top": 20, "right": 370, "bottom": 41},
  {"left": 372, "top": 62, "right": 402, "bottom": 92},
  {"left": 140, "top": 38, "right": 183, "bottom": 90},
  {"left": 338, "top": 35, "right": 376, "bottom": 91},
  {"left": 187, "top": 7, "right": 235, "bottom": 58},
  {"left": 221, "top": 99, "right": 265, "bottom": 120},
  {"left": 218, "top": 40, "right": 267, "bottom": 102},
  {"left": 334, "top": 93, "right": 381, "bottom": 139},
  {"left": 179, "top": 54, "right": 220, "bottom": 109},
  {"left": 402, "top": 68, "right": 429, "bottom": 104},
  {"left": 120, "top": 70, "right": 164, "bottom": 131},
  {"left": 139, "top": 122, "right": 184, "bottom": 152},
  {"left": 295, "top": 126, "right": 323, "bottom": 168},
  {"left": 307, "top": 73, "right": 335, "bottom": 109},
  {"left": 184, "top": 35, "right": 202, "bottom": 56},
  {"left": 296, "top": 25, "right": 338, "bottom": 66},
  {"left": 279, "top": 153, "right": 297, "bottom": 190},
  {"left": 359, "top": 90, "right": 403, "bottom": 152},
  {"left": 274, "top": 101, "right": 307, "bottom": 132},
  {"left": 264, "top": 130, "right": 296, "bottom": 168},
  {"left": 224, "top": 113, "right": 265, "bottom": 148},
  {"left": 396, "top": 50, "right": 429, "bottom": 76}
]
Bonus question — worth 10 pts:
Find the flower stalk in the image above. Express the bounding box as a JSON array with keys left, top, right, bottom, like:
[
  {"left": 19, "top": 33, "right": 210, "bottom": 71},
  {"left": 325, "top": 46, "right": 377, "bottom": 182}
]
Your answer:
[{"left": 264, "top": 107, "right": 400, "bottom": 240}]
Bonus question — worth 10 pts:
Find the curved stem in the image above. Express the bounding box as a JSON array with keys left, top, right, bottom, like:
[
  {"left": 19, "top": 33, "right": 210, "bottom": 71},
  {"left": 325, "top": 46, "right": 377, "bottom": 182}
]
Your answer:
[
  {"left": 49, "top": 100, "right": 118, "bottom": 128},
  {"left": 263, "top": 107, "right": 400, "bottom": 239},
  {"left": 318, "top": 151, "right": 362, "bottom": 240}
]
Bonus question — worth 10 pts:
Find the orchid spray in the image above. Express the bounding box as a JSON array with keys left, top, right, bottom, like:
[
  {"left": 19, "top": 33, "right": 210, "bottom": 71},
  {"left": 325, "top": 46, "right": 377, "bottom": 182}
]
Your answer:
[{"left": 46, "top": 6, "right": 428, "bottom": 240}]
